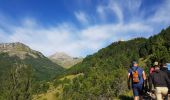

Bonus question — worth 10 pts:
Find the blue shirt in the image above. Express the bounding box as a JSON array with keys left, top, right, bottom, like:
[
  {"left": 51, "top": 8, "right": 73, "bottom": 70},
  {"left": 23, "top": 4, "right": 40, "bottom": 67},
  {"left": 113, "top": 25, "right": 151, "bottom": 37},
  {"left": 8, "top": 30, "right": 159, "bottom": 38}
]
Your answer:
[
  {"left": 167, "top": 63, "right": 170, "bottom": 70},
  {"left": 128, "top": 66, "right": 144, "bottom": 87}
]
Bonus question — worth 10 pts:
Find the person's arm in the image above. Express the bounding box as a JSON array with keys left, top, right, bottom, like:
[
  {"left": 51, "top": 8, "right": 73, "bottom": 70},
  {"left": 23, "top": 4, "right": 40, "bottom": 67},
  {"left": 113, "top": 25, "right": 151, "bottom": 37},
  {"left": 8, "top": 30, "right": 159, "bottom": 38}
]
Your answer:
[
  {"left": 142, "top": 71, "right": 147, "bottom": 80},
  {"left": 164, "top": 72, "right": 170, "bottom": 86},
  {"left": 127, "top": 72, "right": 131, "bottom": 90},
  {"left": 149, "top": 74, "right": 153, "bottom": 91},
  {"left": 142, "top": 71, "right": 148, "bottom": 91}
]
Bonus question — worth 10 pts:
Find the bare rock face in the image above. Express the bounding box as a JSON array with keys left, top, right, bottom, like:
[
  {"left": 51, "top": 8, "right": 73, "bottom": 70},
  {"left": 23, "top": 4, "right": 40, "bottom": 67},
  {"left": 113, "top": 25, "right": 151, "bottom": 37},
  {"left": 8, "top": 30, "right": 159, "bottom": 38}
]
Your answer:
[
  {"left": 49, "top": 52, "right": 83, "bottom": 68},
  {"left": 0, "top": 42, "right": 44, "bottom": 59}
]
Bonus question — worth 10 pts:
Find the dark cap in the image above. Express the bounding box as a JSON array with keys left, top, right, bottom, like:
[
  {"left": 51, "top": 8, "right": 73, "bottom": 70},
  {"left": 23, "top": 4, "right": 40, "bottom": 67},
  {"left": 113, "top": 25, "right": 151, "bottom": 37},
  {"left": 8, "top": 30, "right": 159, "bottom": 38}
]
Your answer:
[{"left": 132, "top": 61, "right": 138, "bottom": 64}]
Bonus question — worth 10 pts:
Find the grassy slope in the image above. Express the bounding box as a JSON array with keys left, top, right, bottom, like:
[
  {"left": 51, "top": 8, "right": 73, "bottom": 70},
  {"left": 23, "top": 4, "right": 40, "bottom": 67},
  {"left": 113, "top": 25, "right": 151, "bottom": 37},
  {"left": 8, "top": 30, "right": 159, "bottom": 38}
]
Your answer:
[{"left": 32, "top": 73, "right": 84, "bottom": 100}]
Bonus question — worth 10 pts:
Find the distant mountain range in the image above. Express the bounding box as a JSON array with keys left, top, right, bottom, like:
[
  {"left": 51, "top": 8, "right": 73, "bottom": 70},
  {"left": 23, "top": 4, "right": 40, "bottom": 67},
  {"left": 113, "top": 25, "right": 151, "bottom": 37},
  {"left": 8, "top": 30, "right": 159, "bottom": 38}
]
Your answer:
[{"left": 49, "top": 52, "right": 83, "bottom": 69}]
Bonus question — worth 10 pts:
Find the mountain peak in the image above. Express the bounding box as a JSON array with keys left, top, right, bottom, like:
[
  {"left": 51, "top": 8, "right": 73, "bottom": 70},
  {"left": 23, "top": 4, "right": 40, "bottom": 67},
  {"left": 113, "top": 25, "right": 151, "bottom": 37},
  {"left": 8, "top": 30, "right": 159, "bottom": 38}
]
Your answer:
[
  {"left": 49, "top": 52, "right": 72, "bottom": 60},
  {"left": 0, "top": 42, "right": 44, "bottom": 59},
  {"left": 0, "top": 42, "right": 30, "bottom": 51},
  {"left": 49, "top": 52, "right": 83, "bottom": 68}
]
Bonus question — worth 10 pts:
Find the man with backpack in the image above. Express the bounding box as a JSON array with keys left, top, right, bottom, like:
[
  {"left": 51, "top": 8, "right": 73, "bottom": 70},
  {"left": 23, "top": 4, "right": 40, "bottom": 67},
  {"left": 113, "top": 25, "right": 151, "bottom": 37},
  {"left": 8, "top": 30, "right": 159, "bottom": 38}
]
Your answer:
[{"left": 128, "top": 61, "right": 147, "bottom": 100}]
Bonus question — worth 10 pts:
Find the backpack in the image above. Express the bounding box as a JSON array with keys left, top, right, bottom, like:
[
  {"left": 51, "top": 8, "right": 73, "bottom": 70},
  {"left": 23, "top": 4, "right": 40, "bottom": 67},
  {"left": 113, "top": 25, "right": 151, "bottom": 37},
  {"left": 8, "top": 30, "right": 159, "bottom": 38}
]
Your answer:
[{"left": 131, "top": 67, "right": 140, "bottom": 83}]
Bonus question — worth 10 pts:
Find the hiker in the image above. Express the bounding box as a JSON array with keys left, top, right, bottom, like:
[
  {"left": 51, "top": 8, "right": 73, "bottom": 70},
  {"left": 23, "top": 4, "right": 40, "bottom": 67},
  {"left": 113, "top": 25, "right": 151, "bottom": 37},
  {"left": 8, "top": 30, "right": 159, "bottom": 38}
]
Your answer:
[
  {"left": 150, "top": 61, "right": 159, "bottom": 75},
  {"left": 160, "top": 63, "right": 170, "bottom": 79},
  {"left": 160, "top": 63, "right": 170, "bottom": 97},
  {"left": 149, "top": 65, "right": 170, "bottom": 100},
  {"left": 148, "top": 62, "right": 159, "bottom": 94},
  {"left": 128, "top": 61, "right": 147, "bottom": 100}
]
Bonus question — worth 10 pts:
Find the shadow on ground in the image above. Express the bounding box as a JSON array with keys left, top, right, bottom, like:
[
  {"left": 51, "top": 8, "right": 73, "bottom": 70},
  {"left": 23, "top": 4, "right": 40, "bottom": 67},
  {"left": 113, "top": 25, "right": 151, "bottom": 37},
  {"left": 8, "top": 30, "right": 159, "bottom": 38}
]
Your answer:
[{"left": 119, "top": 95, "right": 133, "bottom": 100}]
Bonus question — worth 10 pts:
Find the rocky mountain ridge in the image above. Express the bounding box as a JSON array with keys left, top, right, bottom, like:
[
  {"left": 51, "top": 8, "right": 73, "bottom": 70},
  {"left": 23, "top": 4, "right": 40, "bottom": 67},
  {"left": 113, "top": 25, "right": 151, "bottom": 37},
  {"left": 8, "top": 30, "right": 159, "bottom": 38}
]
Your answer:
[{"left": 0, "top": 42, "right": 44, "bottom": 59}]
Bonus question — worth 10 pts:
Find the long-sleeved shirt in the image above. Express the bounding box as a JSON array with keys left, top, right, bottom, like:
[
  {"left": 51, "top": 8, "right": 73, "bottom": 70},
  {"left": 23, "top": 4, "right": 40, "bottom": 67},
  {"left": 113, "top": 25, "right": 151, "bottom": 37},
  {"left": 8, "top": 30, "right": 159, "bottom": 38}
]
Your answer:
[
  {"left": 149, "top": 70, "right": 170, "bottom": 90},
  {"left": 161, "top": 67, "right": 170, "bottom": 79}
]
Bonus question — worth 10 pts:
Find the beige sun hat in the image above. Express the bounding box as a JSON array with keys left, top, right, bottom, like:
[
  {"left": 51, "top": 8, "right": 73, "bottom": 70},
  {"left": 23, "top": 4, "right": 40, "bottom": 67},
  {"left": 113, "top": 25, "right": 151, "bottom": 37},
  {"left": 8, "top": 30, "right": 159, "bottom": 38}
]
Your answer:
[{"left": 154, "top": 62, "right": 158, "bottom": 66}]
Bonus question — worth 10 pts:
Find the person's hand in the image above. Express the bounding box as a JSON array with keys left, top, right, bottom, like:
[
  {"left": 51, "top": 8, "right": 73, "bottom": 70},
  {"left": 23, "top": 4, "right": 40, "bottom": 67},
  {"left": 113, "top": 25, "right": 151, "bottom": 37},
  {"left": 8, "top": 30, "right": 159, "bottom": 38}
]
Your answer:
[
  {"left": 144, "top": 86, "right": 148, "bottom": 93},
  {"left": 151, "top": 89, "right": 155, "bottom": 93},
  {"left": 145, "top": 85, "right": 148, "bottom": 91},
  {"left": 128, "top": 85, "right": 131, "bottom": 90}
]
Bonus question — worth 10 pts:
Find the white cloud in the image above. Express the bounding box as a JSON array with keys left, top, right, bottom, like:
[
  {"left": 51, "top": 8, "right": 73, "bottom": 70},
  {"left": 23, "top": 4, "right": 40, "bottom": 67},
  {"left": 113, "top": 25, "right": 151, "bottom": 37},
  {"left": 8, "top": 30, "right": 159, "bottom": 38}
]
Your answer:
[
  {"left": 7, "top": 20, "right": 79, "bottom": 56},
  {"left": 96, "top": 0, "right": 143, "bottom": 23},
  {"left": 127, "top": 0, "right": 142, "bottom": 12},
  {"left": 97, "top": 5, "right": 106, "bottom": 21},
  {"left": 0, "top": 0, "right": 169, "bottom": 57},
  {"left": 109, "top": 3, "right": 123, "bottom": 23},
  {"left": 0, "top": 17, "right": 154, "bottom": 57},
  {"left": 74, "top": 11, "right": 89, "bottom": 25},
  {"left": 0, "top": 29, "right": 8, "bottom": 42},
  {"left": 96, "top": 1, "right": 124, "bottom": 23},
  {"left": 150, "top": 0, "right": 170, "bottom": 25}
]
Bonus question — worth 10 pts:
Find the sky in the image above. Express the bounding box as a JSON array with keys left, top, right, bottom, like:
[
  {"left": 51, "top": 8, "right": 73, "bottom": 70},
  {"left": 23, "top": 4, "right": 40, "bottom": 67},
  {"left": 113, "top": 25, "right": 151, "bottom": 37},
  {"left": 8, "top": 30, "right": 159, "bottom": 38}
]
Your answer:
[{"left": 0, "top": 0, "right": 170, "bottom": 57}]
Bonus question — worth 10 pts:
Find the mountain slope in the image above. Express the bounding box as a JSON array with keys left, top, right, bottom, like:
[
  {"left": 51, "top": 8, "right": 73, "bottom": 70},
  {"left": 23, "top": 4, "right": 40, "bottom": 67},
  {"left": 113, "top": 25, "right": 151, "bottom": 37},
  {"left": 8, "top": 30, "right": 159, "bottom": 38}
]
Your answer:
[
  {"left": 60, "top": 27, "right": 170, "bottom": 99},
  {"left": 33, "top": 38, "right": 147, "bottom": 100},
  {"left": 31, "top": 26, "right": 170, "bottom": 100},
  {"left": 49, "top": 52, "right": 83, "bottom": 69},
  {"left": 0, "top": 42, "right": 66, "bottom": 99},
  {"left": 0, "top": 42, "right": 65, "bottom": 81}
]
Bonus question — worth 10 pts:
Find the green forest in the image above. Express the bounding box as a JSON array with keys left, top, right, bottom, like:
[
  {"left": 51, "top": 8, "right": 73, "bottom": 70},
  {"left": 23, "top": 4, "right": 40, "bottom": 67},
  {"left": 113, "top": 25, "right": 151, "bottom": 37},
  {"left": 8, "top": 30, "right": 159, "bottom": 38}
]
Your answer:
[
  {"left": 0, "top": 51, "right": 65, "bottom": 99},
  {"left": 0, "top": 26, "right": 170, "bottom": 100}
]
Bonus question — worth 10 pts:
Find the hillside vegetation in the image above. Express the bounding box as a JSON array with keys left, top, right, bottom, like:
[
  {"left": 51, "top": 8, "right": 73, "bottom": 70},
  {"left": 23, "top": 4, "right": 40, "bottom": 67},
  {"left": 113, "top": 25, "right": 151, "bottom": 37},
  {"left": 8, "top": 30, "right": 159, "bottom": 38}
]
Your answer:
[
  {"left": 59, "top": 27, "right": 170, "bottom": 99},
  {"left": 0, "top": 43, "right": 65, "bottom": 100}
]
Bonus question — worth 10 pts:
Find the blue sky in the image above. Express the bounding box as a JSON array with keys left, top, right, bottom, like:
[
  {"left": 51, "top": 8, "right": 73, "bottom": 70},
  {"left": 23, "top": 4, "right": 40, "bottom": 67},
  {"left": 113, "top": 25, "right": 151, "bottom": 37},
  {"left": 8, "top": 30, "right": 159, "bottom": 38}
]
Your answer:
[{"left": 0, "top": 0, "right": 170, "bottom": 57}]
